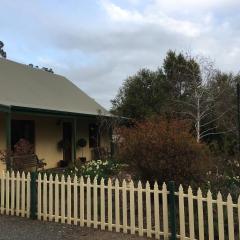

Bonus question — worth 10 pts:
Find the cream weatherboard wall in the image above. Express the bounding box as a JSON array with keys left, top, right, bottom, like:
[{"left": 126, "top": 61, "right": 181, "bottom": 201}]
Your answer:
[{"left": 0, "top": 113, "right": 110, "bottom": 171}]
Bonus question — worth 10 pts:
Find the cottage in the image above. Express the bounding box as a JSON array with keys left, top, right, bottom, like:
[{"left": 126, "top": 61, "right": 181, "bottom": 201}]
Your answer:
[{"left": 0, "top": 58, "right": 111, "bottom": 171}]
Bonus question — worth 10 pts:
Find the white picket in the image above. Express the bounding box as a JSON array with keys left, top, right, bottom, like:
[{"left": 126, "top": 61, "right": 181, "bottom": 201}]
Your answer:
[
  {"left": 73, "top": 175, "right": 78, "bottom": 225},
  {"left": 1, "top": 171, "right": 5, "bottom": 214},
  {"left": 115, "top": 179, "right": 120, "bottom": 232},
  {"left": 162, "top": 183, "right": 169, "bottom": 240},
  {"left": 10, "top": 171, "right": 15, "bottom": 216},
  {"left": 146, "top": 181, "right": 152, "bottom": 238},
  {"left": 86, "top": 177, "right": 91, "bottom": 227},
  {"left": 129, "top": 180, "right": 135, "bottom": 235},
  {"left": 179, "top": 185, "right": 185, "bottom": 240},
  {"left": 67, "top": 175, "right": 72, "bottom": 224},
  {"left": 26, "top": 172, "right": 30, "bottom": 218},
  {"left": 43, "top": 174, "right": 47, "bottom": 221},
  {"left": 107, "top": 178, "right": 112, "bottom": 231},
  {"left": 21, "top": 172, "right": 25, "bottom": 217},
  {"left": 137, "top": 181, "right": 143, "bottom": 237},
  {"left": 61, "top": 175, "right": 65, "bottom": 223},
  {"left": 54, "top": 174, "right": 59, "bottom": 222},
  {"left": 100, "top": 178, "right": 105, "bottom": 230},
  {"left": 80, "top": 176, "right": 84, "bottom": 226},
  {"left": 16, "top": 171, "right": 20, "bottom": 216},
  {"left": 188, "top": 186, "right": 195, "bottom": 240},
  {"left": 217, "top": 192, "right": 224, "bottom": 240},
  {"left": 207, "top": 190, "right": 214, "bottom": 240},
  {"left": 227, "top": 194, "right": 234, "bottom": 240},
  {"left": 37, "top": 173, "right": 42, "bottom": 220},
  {"left": 122, "top": 179, "right": 127, "bottom": 233},
  {"left": 49, "top": 174, "right": 53, "bottom": 221},
  {"left": 1, "top": 171, "right": 240, "bottom": 240},
  {"left": 197, "top": 188, "right": 204, "bottom": 240},
  {"left": 6, "top": 171, "right": 9, "bottom": 215},
  {"left": 93, "top": 177, "right": 98, "bottom": 228},
  {"left": 154, "top": 182, "right": 160, "bottom": 240}
]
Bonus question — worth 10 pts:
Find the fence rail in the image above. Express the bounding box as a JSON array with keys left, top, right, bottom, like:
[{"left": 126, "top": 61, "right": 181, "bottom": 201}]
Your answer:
[{"left": 0, "top": 171, "right": 239, "bottom": 239}]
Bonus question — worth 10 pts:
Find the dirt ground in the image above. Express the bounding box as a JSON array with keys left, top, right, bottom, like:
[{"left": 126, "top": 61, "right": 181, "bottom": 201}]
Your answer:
[{"left": 0, "top": 215, "right": 149, "bottom": 240}]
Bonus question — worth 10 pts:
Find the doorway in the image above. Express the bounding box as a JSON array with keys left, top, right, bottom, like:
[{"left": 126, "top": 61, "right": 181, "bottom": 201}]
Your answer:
[{"left": 62, "top": 122, "right": 72, "bottom": 164}]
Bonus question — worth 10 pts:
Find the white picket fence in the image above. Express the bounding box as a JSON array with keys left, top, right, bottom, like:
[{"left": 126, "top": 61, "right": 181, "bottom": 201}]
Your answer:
[
  {"left": 0, "top": 171, "right": 240, "bottom": 239},
  {"left": 0, "top": 171, "right": 30, "bottom": 217}
]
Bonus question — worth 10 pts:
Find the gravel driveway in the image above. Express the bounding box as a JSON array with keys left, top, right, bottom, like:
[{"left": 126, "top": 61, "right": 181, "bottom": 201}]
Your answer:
[{"left": 0, "top": 215, "right": 149, "bottom": 240}]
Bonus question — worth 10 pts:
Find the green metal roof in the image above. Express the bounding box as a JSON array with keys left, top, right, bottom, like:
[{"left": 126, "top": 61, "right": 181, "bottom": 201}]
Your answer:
[{"left": 0, "top": 58, "right": 109, "bottom": 116}]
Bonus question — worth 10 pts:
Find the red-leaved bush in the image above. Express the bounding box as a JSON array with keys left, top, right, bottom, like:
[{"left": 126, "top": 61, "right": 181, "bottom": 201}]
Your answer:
[{"left": 116, "top": 117, "right": 210, "bottom": 185}]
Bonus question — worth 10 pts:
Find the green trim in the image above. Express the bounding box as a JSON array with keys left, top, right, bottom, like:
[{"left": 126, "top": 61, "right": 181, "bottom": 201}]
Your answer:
[
  {"left": 30, "top": 172, "right": 37, "bottom": 220},
  {"left": 5, "top": 110, "right": 11, "bottom": 170},
  {"left": 11, "top": 105, "right": 110, "bottom": 119},
  {"left": 72, "top": 118, "right": 77, "bottom": 163},
  {"left": 0, "top": 104, "right": 11, "bottom": 113}
]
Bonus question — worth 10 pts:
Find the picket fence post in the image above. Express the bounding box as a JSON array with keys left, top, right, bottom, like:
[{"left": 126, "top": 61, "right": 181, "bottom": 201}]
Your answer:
[
  {"left": 137, "top": 181, "right": 143, "bottom": 237},
  {"left": 30, "top": 172, "right": 37, "bottom": 220},
  {"left": 168, "top": 181, "right": 177, "bottom": 240},
  {"left": 154, "top": 182, "right": 160, "bottom": 240},
  {"left": 162, "top": 182, "right": 169, "bottom": 240},
  {"left": 115, "top": 179, "right": 120, "bottom": 232},
  {"left": 188, "top": 186, "right": 195, "bottom": 240},
  {"left": 93, "top": 177, "right": 98, "bottom": 228},
  {"left": 1, "top": 171, "right": 5, "bottom": 215},
  {"left": 10, "top": 171, "right": 15, "bottom": 216},
  {"left": 179, "top": 185, "right": 185, "bottom": 240},
  {"left": 16, "top": 171, "right": 20, "bottom": 216}
]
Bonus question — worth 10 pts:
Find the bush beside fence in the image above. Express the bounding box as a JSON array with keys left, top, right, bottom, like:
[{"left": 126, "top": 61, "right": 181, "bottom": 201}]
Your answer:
[{"left": 0, "top": 171, "right": 239, "bottom": 239}]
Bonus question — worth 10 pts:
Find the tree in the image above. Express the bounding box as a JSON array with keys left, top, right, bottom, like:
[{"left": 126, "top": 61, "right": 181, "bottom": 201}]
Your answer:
[
  {"left": 170, "top": 56, "right": 237, "bottom": 144},
  {"left": 111, "top": 68, "right": 168, "bottom": 119},
  {"left": 206, "top": 72, "right": 240, "bottom": 154},
  {"left": 0, "top": 41, "right": 7, "bottom": 58},
  {"left": 163, "top": 50, "right": 201, "bottom": 100},
  {"left": 111, "top": 51, "right": 202, "bottom": 120}
]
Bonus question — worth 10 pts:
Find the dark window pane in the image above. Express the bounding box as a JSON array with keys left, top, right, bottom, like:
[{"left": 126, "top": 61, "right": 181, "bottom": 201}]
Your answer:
[
  {"left": 11, "top": 120, "right": 35, "bottom": 150},
  {"left": 89, "top": 124, "right": 100, "bottom": 148}
]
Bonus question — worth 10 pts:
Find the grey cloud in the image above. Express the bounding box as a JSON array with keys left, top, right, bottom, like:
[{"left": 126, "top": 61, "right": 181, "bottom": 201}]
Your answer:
[{"left": 2, "top": 0, "right": 240, "bottom": 109}]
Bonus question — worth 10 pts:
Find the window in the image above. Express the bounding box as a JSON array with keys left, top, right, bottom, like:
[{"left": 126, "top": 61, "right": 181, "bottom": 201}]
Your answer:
[
  {"left": 11, "top": 120, "right": 35, "bottom": 149},
  {"left": 89, "top": 123, "right": 100, "bottom": 148}
]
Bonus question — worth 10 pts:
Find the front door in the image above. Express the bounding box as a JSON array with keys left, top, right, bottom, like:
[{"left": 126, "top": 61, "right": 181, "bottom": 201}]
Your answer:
[{"left": 62, "top": 122, "right": 72, "bottom": 164}]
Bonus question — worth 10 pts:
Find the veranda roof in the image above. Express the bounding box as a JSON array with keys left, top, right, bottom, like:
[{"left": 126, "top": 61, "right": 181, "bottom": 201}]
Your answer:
[{"left": 0, "top": 58, "right": 109, "bottom": 116}]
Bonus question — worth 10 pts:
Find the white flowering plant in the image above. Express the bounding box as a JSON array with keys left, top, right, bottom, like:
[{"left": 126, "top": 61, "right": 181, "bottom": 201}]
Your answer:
[
  {"left": 205, "top": 158, "right": 240, "bottom": 200},
  {"left": 64, "top": 159, "right": 121, "bottom": 180}
]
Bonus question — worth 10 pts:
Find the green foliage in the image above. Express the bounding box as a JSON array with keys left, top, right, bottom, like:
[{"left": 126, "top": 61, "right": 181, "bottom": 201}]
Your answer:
[
  {"left": 0, "top": 41, "right": 7, "bottom": 58},
  {"left": 205, "top": 157, "right": 240, "bottom": 201},
  {"left": 111, "top": 68, "right": 168, "bottom": 119},
  {"left": 64, "top": 159, "right": 121, "bottom": 180},
  {"left": 111, "top": 50, "right": 202, "bottom": 119},
  {"left": 163, "top": 50, "right": 201, "bottom": 100}
]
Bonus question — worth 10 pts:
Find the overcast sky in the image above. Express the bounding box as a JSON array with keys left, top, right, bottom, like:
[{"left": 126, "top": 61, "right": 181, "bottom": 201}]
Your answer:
[{"left": 1, "top": 0, "right": 240, "bottom": 109}]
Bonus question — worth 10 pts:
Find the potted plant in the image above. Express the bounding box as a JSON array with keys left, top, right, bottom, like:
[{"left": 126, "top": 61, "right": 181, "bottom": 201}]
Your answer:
[{"left": 77, "top": 138, "right": 87, "bottom": 163}]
